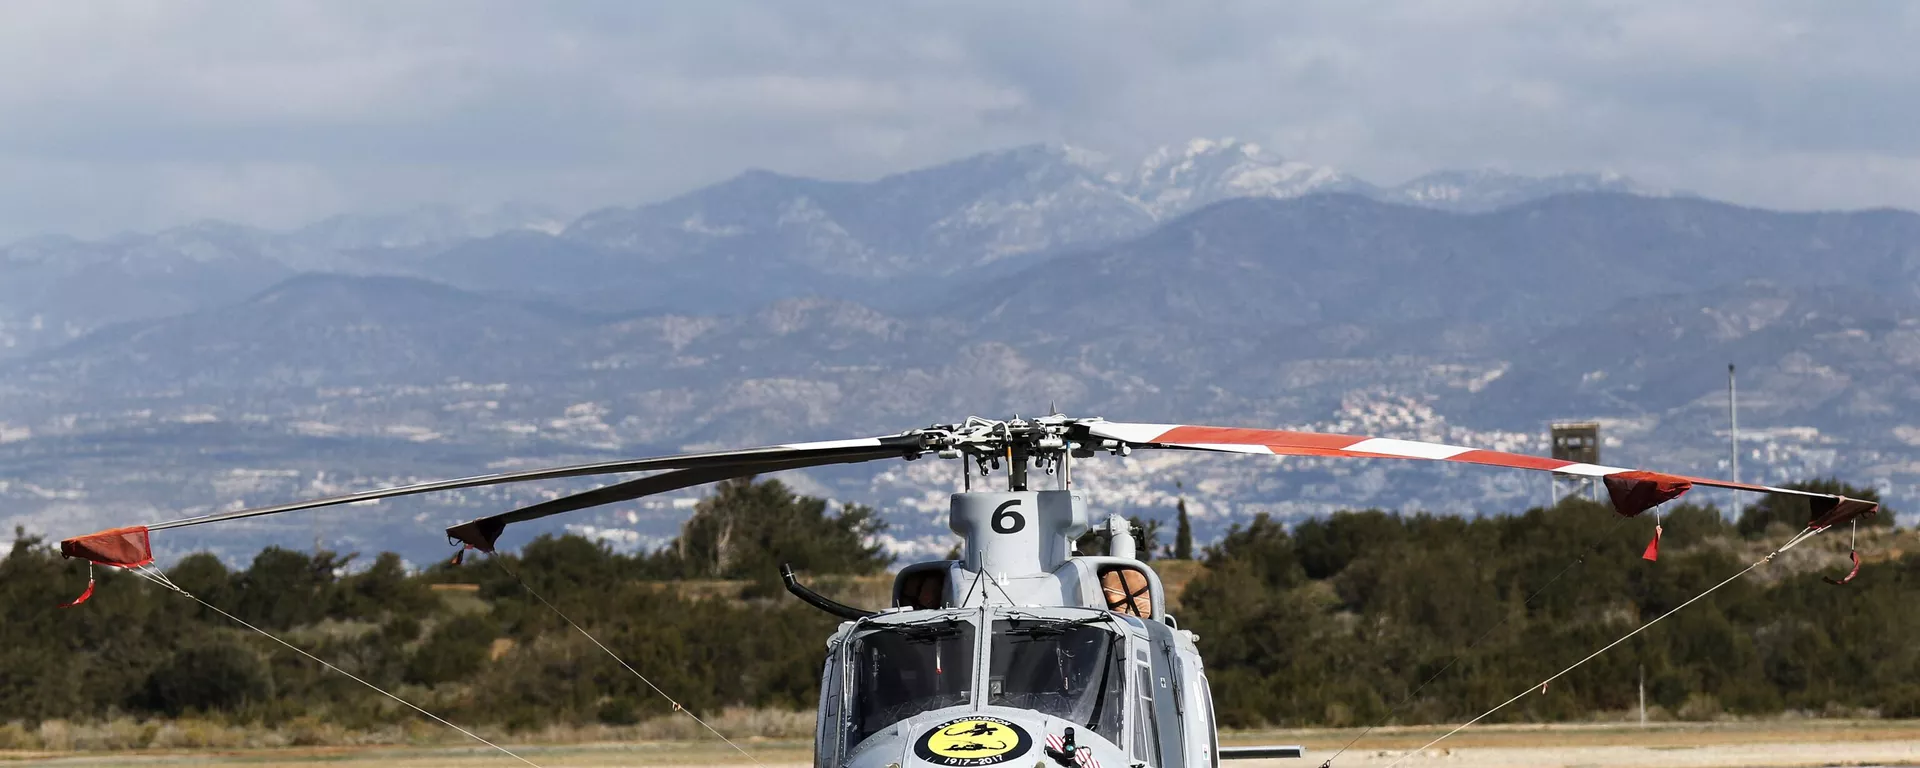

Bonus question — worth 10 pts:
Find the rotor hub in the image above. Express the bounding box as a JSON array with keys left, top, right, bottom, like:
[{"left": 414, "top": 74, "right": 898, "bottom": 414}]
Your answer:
[{"left": 912, "top": 415, "right": 1125, "bottom": 491}]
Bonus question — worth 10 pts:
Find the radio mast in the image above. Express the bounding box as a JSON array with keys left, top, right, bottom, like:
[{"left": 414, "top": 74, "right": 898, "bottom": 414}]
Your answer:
[{"left": 1729, "top": 363, "right": 1740, "bottom": 521}]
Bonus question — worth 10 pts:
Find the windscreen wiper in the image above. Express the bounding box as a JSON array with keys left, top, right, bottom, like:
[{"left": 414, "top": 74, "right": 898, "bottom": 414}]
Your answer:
[
  {"left": 893, "top": 624, "right": 963, "bottom": 644},
  {"left": 1001, "top": 615, "right": 1111, "bottom": 638},
  {"left": 1082, "top": 633, "right": 1122, "bottom": 732}
]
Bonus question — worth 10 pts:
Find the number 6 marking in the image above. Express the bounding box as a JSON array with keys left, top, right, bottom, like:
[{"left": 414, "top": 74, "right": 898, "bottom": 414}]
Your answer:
[{"left": 991, "top": 500, "right": 1025, "bottom": 534}]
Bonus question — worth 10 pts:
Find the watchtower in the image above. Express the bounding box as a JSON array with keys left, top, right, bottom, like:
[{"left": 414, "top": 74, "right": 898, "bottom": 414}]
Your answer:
[
  {"left": 1550, "top": 421, "right": 1601, "bottom": 464},
  {"left": 1550, "top": 421, "right": 1602, "bottom": 502}
]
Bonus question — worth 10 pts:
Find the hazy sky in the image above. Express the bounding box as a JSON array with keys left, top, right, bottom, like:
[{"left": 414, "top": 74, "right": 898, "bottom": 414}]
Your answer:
[{"left": 4, "top": 1, "right": 1918, "bottom": 239}]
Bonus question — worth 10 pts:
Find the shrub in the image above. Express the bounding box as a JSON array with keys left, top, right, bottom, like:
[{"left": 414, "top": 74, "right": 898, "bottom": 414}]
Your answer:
[
  {"left": 138, "top": 642, "right": 272, "bottom": 716},
  {"left": 404, "top": 614, "right": 498, "bottom": 686}
]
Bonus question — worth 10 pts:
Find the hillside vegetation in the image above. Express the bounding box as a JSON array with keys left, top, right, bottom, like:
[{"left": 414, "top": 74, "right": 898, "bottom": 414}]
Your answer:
[
  {"left": 1186, "top": 487, "right": 1907, "bottom": 727},
  {"left": 0, "top": 478, "right": 1910, "bottom": 750}
]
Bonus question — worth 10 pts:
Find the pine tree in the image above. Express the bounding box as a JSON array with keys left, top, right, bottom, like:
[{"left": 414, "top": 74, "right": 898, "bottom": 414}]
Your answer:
[
  {"left": 655, "top": 476, "right": 891, "bottom": 579},
  {"left": 1175, "top": 497, "right": 1194, "bottom": 560}
]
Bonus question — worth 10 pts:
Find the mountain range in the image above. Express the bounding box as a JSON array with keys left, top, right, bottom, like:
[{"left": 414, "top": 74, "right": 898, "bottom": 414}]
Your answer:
[
  {"left": 1, "top": 139, "right": 1910, "bottom": 565},
  {"left": 0, "top": 139, "right": 1664, "bottom": 357}
]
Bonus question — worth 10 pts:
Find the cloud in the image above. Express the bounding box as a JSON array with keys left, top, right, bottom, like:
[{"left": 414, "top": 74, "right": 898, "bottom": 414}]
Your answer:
[{"left": 2, "top": 0, "right": 1918, "bottom": 238}]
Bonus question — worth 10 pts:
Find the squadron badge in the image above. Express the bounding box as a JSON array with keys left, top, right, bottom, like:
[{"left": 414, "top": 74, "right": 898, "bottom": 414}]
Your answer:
[{"left": 913, "top": 716, "right": 1032, "bottom": 766}]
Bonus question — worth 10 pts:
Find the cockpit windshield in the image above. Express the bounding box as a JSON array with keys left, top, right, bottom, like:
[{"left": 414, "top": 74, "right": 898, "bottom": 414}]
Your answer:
[
  {"left": 988, "top": 617, "right": 1126, "bottom": 738},
  {"left": 849, "top": 619, "right": 975, "bottom": 746}
]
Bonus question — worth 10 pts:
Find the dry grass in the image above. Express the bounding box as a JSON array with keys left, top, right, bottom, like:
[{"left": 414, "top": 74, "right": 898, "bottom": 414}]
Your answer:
[
  {"left": 1225, "top": 719, "right": 1920, "bottom": 768},
  {"left": 0, "top": 708, "right": 814, "bottom": 756},
  {"left": 1226, "top": 717, "right": 1920, "bottom": 751},
  {"left": 523, "top": 708, "right": 814, "bottom": 743}
]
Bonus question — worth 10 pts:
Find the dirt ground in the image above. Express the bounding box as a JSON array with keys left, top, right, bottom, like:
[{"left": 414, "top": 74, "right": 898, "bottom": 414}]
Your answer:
[
  {"left": 1233, "top": 720, "right": 1920, "bottom": 766},
  {"left": 0, "top": 740, "right": 815, "bottom": 767},
  {"left": 5, "top": 721, "right": 1920, "bottom": 766}
]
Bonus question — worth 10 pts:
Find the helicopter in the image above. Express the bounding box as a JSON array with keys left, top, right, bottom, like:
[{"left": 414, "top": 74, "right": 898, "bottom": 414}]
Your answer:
[{"left": 58, "top": 414, "right": 1876, "bottom": 768}]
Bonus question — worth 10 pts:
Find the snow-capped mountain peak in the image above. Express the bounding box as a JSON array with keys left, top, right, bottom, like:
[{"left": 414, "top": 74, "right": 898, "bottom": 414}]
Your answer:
[
  {"left": 1125, "top": 137, "right": 1364, "bottom": 218},
  {"left": 1053, "top": 142, "right": 1112, "bottom": 172},
  {"left": 1383, "top": 168, "right": 1673, "bottom": 212}
]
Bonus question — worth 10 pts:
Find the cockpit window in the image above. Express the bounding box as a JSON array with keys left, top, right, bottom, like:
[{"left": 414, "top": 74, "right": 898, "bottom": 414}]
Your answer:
[
  {"left": 849, "top": 620, "right": 975, "bottom": 747},
  {"left": 987, "top": 618, "right": 1126, "bottom": 738}
]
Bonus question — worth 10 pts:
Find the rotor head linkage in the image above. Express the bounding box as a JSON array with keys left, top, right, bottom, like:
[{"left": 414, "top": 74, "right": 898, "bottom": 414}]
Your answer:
[{"left": 915, "top": 415, "right": 1125, "bottom": 493}]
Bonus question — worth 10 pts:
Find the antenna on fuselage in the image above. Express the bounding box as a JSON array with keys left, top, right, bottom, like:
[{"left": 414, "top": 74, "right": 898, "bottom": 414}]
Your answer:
[{"left": 1009, "top": 443, "right": 1029, "bottom": 491}]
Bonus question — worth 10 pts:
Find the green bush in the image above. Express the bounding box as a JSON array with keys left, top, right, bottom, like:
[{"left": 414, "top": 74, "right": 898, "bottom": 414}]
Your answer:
[
  {"left": 139, "top": 642, "right": 271, "bottom": 716},
  {"left": 404, "top": 614, "right": 499, "bottom": 686},
  {"left": 1878, "top": 685, "right": 1920, "bottom": 718}
]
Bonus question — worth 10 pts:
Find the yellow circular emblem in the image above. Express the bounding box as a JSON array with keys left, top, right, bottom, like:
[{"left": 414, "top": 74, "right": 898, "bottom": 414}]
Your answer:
[{"left": 914, "top": 716, "right": 1032, "bottom": 766}]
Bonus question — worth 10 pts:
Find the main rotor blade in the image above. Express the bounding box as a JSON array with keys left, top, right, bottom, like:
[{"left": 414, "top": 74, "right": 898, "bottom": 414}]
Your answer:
[
  {"left": 445, "top": 449, "right": 905, "bottom": 552},
  {"left": 59, "top": 433, "right": 929, "bottom": 566},
  {"left": 1083, "top": 421, "right": 1876, "bottom": 522}
]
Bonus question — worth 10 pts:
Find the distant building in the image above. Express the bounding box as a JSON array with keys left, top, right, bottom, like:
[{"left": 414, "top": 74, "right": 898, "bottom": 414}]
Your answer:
[{"left": 1550, "top": 421, "right": 1601, "bottom": 465}]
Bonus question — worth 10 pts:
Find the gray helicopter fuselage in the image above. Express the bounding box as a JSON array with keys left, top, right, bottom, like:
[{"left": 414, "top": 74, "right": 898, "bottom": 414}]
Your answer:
[{"left": 809, "top": 489, "right": 1222, "bottom": 768}]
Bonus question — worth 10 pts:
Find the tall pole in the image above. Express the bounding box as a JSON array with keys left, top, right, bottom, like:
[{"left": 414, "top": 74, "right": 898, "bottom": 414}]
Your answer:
[{"left": 1729, "top": 363, "right": 1740, "bottom": 521}]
